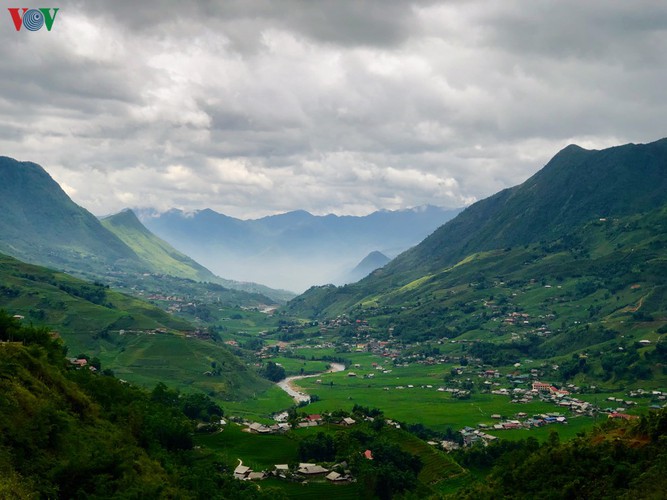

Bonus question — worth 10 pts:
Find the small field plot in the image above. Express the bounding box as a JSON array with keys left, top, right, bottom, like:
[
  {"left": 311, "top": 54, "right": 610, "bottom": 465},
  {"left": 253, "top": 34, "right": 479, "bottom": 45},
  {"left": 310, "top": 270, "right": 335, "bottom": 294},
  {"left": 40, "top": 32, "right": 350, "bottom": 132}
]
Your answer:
[{"left": 196, "top": 423, "right": 299, "bottom": 471}]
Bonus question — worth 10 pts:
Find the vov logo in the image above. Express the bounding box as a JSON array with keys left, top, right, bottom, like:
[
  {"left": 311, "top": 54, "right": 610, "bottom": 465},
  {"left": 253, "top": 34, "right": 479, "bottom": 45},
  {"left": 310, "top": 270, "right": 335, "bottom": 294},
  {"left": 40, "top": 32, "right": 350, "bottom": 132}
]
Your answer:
[{"left": 8, "top": 8, "right": 59, "bottom": 31}]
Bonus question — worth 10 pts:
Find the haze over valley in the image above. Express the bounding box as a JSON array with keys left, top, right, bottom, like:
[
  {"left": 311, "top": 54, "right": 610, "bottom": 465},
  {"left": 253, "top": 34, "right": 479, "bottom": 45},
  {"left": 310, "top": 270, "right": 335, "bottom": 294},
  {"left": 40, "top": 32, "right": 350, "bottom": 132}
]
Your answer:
[{"left": 137, "top": 205, "right": 460, "bottom": 292}]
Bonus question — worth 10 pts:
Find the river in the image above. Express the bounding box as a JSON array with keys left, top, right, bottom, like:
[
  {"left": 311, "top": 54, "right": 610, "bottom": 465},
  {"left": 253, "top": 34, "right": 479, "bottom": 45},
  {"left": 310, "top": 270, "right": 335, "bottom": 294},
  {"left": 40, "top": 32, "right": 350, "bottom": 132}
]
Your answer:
[{"left": 276, "top": 362, "right": 345, "bottom": 403}]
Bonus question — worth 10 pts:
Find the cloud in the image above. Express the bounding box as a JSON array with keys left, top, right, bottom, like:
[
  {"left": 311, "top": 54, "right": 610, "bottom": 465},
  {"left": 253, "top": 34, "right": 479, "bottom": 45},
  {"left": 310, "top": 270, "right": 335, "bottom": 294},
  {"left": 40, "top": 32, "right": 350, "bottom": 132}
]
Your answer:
[{"left": 0, "top": 0, "right": 666, "bottom": 219}]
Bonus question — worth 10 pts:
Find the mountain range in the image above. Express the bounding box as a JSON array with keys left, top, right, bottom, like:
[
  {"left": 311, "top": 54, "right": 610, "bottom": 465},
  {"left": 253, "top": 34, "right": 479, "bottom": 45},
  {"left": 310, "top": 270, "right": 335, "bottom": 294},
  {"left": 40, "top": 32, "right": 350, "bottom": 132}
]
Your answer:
[
  {"left": 137, "top": 205, "right": 461, "bottom": 292},
  {"left": 0, "top": 157, "right": 274, "bottom": 399},
  {"left": 0, "top": 156, "right": 290, "bottom": 303},
  {"left": 287, "top": 139, "right": 667, "bottom": 342}
]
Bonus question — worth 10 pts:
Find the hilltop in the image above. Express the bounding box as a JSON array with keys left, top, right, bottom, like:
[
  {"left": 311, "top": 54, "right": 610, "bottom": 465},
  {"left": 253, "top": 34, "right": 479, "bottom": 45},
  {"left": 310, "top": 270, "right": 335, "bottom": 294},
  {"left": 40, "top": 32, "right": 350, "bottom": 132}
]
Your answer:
[
  {"left": 344, "top": 250, "right": 391, "bottom": 284},
  {"left": 100, "top": 208, "right": 220, "bottom": 283},
  {"left": 0, "top": 156, "right": 141, "bottom": 274}
]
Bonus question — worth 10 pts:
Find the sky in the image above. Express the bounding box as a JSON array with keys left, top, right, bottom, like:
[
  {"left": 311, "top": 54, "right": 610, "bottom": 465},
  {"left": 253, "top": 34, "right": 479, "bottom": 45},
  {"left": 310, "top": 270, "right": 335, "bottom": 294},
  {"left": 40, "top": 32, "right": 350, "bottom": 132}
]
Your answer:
[{"left": 1, "top": 0, "right": 666, "bottom": 219}]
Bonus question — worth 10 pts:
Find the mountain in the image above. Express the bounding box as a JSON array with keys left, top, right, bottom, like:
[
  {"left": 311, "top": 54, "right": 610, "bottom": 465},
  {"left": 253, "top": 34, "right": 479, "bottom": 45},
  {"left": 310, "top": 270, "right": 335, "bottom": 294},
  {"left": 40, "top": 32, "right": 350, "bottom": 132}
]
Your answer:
[
  {"left": 344, "top": 250, "right": 391, "bottom": 284},
  {"left": 101, "top": 209, "right": 220, "bottom": 283},
  {"left": 101, "top": 208, "right": 293, "bottom": 302},
  {"left": 287, "top": 138, "right": 667, "bottom": 332},
  {"left": 138, "top": 205, "right": 461, "bottom": 292},
  {"left": 0, "top": 156, "right": 290, "bottom": 303},
  {"left": 396, "top": 139, "right": 667, "bottom": 278},
  {"left": 0, "top": 156, "right": 142, "bottom": 274}
]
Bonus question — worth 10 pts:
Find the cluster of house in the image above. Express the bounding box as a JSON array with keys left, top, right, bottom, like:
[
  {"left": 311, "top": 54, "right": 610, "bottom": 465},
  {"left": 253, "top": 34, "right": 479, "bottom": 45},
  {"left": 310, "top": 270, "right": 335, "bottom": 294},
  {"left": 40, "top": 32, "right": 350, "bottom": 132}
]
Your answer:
[
  {"left": 458, "top": 428, "right": 499, "bottom": 447},
  {"left": 183, "top": 329, "right": 211, "bottom": 340},
  {"left": 456, "top": 411, "right": 569, "bottom": 447},
  {"left": 490, "top": 413, "right": 567, "bottom": 429},
  {"left": 117, "top": 328, "right": 167, "bottom": 336},
  {"left": 243, "top": 414, "right": 358, "bottom": 434},
  {"left": 628, "top": 388, "right": 667, "bottom": 408},
  {"left": 243, "top": 421, "right": 291, "bottom": 434},
  {"left": 233, "top": 461, "right": 355, "bottom": 483},
  {"left": 146, "top": 293, "right": 184, "bottom": 303},
  {"left": 493, "top": 381, "right": 596, "bottom": 416}
]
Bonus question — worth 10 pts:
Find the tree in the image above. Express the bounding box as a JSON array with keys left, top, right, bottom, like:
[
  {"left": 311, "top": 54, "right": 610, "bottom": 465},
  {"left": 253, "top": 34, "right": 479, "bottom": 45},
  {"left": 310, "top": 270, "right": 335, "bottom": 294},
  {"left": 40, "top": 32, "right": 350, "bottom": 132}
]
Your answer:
[
  {"left": 260, "top": 361, "right": 286, "bottom": 382},
  {"left": 298, "top": 432, "right": 336, "bottom": 462}
]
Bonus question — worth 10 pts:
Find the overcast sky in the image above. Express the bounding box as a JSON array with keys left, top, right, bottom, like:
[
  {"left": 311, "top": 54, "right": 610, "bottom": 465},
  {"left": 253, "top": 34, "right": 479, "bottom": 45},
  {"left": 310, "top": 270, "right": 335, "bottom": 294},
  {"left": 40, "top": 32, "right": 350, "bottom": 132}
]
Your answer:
[{"left": 1, "top": 1, "right": 666, "bottom": 219}]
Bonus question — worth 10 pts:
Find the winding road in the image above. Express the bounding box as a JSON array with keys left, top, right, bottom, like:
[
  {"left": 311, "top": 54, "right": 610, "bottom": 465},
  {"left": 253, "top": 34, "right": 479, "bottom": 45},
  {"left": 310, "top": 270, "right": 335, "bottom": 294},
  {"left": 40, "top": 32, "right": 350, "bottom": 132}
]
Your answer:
[{"left": 276, "top": 362, "right": 345, "bottom": 403}]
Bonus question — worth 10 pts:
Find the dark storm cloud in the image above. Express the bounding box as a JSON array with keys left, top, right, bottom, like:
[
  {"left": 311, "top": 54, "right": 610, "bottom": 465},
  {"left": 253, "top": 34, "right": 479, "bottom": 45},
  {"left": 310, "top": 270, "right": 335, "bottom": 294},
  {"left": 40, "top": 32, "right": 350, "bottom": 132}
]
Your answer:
[
  {"left": 0, "top": 1, "right": 665, "bottom": 217},
  {"left": 80, "top": 0, "right": 427, "bottom": 48}
]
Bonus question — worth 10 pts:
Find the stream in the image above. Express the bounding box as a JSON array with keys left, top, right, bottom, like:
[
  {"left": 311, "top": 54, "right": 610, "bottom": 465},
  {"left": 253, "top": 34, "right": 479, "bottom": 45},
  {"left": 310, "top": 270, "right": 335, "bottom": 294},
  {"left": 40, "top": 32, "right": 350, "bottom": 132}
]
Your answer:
[{"left": 276, "top": 362, "right": 345, "bottom": 403}]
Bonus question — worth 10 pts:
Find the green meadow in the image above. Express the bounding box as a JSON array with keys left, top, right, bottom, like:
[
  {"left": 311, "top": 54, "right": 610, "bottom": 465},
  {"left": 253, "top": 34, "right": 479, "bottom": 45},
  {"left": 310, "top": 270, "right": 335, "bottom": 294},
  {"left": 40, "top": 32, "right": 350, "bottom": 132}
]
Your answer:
[
  {"left": 196, "top": 423, "right": 299, "bottom": 470},
  {"left": 222, "top": 347, "right": 587, "bottom": 433},
  {"left": 270, "top": 356, "right": 331, "bottom": 376},
  {"left": 224, "top": 386, "right": 294, "bottom": 422}
]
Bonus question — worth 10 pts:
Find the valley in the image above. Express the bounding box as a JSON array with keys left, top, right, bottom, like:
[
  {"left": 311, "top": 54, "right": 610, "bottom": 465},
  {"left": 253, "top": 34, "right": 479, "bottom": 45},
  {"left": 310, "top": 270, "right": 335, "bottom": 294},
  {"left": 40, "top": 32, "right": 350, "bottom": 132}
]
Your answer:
[{"left": 2, "top": 139, "right": 667, "bottom": 498}]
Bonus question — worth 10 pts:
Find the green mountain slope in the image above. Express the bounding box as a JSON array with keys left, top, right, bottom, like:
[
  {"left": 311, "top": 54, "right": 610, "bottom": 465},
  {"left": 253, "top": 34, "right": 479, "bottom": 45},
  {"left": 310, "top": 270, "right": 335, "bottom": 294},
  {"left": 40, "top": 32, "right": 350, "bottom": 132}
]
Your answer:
[
  {"left": 0, "top": 252, "right": 270, "bottom": 399},
  {"left": 0, "top": 252, "right": 190, "bottom": 339},
  {"left": 0, "top": 156, "right": 142, "bottom": 274},
  {"left": 285, "top": 139, "right": 667, "bottom": 385},
  {"left": 101, "top": 209, "right": 286, "bottom": 304},
  {"left": 289, "top": 138, "right": 667, "bottom": 318},
  {"left": 403, "top": 139, "right": 667, "bottom": 275},
  {"left": 106, "top": 209, "right": 295, "bottom": 302},
  {"left": 101, "top": 209, "right": 218, "bottom": 282}
]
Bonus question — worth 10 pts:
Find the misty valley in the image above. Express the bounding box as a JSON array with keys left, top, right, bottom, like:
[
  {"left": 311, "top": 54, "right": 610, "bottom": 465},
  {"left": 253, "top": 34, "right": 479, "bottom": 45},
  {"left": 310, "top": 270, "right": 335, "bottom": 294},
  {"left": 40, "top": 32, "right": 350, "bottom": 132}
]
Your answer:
[{"left": 2, "top": 139, "right": 667, "bottom": 499}]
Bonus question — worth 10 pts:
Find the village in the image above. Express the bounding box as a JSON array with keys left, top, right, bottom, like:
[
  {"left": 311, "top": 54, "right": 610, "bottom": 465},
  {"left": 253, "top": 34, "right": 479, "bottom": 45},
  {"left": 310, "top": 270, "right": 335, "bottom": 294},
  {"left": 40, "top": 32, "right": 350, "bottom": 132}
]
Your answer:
[{"left": 232, "top": 458, "right": 355, "bottom": 484}]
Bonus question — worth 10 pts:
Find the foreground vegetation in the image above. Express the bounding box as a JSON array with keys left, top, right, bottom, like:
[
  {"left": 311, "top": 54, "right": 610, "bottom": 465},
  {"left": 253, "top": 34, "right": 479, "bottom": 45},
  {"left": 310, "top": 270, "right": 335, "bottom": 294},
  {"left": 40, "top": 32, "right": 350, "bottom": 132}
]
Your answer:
[
  {"left": 452, "top": 411, "right": 667, "bottom": 499},
  {"left": 0, "top": 312, "right": 277, "bottom": 498}
]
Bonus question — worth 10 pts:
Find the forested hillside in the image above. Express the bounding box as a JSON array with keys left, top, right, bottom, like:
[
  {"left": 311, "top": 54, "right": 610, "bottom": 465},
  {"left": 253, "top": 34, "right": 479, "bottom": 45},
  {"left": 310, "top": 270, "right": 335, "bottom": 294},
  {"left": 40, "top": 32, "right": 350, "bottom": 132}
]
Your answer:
[
  {"left": 0, "top": 312, "right": 273, "bottom": 499},
  {"left": 453, "top": 410, "right": 667, "bottom": 499}
]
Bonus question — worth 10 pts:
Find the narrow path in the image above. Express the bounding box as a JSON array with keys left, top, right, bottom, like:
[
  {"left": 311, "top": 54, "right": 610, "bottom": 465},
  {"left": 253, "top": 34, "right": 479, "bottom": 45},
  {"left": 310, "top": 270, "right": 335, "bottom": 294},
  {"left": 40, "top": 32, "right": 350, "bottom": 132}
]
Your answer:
[{"left": 276, "top": 362, "right": 345, "bottom": 403}]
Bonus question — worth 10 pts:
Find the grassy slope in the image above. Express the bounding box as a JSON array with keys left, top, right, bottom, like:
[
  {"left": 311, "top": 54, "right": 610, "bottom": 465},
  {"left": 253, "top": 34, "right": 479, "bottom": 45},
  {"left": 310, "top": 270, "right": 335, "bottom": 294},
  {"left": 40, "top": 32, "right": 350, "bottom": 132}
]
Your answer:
[
  {"left": 95, "top": 333, "right": 270, "bottom": 400},
  {"left": 101, "top": 209, "right": 216, "bottom": 282},
  {"left": 0, "top": 253, "right": 190, "bottom": 338},
  {"left": 0, "top": 253, "right": 270, "bottom": 400},
  {"left": 102, "top": 209, "right": 295, "bottom": 304}
]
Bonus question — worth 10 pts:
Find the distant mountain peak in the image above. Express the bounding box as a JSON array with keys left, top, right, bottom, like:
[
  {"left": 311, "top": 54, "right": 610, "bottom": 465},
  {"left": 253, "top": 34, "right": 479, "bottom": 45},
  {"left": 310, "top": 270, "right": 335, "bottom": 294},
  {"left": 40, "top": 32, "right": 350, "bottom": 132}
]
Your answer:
[{"left": 344, "top": 250, "right": 391, "bottom": 284}]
